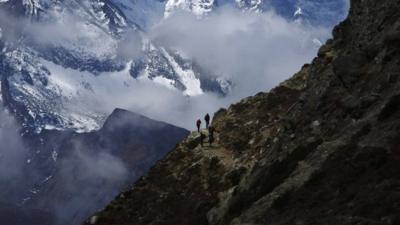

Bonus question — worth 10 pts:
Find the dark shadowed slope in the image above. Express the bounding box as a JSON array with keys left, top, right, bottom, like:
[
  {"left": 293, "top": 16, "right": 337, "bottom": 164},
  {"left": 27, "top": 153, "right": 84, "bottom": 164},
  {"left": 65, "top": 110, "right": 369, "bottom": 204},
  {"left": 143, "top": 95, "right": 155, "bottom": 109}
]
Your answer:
[
  {"left": 0, "top": 202, "right": 54, "bottom": 225},
  {"left": 85, "top": 0, "right": 400, "bottom": 224},
  {"left": 0, "top": 108, "right": 189, "bottom": 225}
]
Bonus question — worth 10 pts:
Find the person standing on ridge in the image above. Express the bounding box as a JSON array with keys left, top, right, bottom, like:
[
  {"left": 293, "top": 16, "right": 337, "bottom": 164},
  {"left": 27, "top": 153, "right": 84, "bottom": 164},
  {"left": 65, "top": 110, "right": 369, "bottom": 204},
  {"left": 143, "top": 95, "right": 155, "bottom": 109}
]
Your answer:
[
  {"left": 196, "top": 119, "right": 202, "bottom": 132},
  {"left": 204, "top": 113, "right": 210, "bottom": 129},
  {"left": 200, "top": 132, "right": 206, "bottom": 147},
  {"left": 208, "top": 126, "right": 215, "bottom": 146}
]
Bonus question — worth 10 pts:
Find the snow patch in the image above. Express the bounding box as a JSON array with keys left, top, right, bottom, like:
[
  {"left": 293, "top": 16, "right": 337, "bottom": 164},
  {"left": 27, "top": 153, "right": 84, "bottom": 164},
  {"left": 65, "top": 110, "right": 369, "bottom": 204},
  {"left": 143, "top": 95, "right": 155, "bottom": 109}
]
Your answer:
[
  {"left": 42, "top": 175, "right": 53, "bottom": 184},
  {"left": 312, "top": 38, "right": 323, "bottom": 47},
  {"left": 294, "top": 7, "right": 303, "bottom": 17},
  {"left": 152, "top": 76, "right": 176, "bottom": 90},
  {"left": 161, "top": 48, "right": 203, "bottom": 96},
  {"left": 51, "top": 150, "right": 58, "bottom": 162}
]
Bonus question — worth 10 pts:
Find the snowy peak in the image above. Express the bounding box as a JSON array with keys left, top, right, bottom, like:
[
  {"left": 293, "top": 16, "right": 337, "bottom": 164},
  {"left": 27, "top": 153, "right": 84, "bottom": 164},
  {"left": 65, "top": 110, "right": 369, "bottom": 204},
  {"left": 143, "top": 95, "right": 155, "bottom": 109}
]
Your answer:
[
  {"left": 163, "top": 0, "right": 348, "bottom": 27},
  {"left": 165, "top": 0, "right": 217, "bottom": 18},
  {"left": 235, "top": 0, "right": 262, "bottom": 11}
]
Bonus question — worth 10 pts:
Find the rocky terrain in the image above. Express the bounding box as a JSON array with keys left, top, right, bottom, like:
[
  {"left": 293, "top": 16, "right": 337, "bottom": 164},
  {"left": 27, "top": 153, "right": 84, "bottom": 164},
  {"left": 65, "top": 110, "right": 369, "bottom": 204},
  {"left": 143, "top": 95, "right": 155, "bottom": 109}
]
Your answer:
[{"left": 84, "top": 0, "right": 400, "bottom": 224}]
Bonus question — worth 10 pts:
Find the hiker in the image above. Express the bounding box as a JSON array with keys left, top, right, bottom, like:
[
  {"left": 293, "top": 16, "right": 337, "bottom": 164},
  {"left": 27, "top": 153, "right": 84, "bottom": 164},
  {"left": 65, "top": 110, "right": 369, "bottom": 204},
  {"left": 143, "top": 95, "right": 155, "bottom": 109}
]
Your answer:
[
  {"left": 200, "top": 132, "right": 206, "bottom": 147},
  {"left": 208, "top": 126, "right": 215, "bottom": 146},
  {"left": 196, "top": 119, "right": 202, "bottom": 132},
  {"left": 204, "top": 113, "right": 210, "bottom": 129}
]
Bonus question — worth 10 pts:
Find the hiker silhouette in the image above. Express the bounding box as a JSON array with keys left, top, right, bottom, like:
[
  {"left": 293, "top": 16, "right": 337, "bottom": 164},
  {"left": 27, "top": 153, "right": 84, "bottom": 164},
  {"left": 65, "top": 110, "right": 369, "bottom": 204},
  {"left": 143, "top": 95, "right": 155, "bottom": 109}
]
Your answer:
[
  {"left": 204, "top": 113, "right": 210, "bottom": 129},
  {"left": 200, "top": 132, "right": 206, "bottom": 147},
  {"left": 208, "top": 126, "right": 215, "bottom": 146},
  {"left": 196, "top": 119, "right": 201, "bottom": 132}
]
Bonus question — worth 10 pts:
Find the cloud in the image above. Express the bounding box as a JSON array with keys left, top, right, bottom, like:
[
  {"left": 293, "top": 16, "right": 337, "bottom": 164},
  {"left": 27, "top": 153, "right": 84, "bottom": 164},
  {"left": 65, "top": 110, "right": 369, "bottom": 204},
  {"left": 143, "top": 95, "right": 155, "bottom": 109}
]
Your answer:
[
  {"left": 52, "top": 141, "right": 128, "bottom": 225},
  {"left": 28, "top": 6, "right": 341, "bottom": 131},
  {"left": 0, "top": 107, "right": 26, "bottom": 178},
  {"left": 1, "top": 4, "right": 345, "bottom": 130},
  {"left": 0, "top": 7, "right": 120, "bottom": 59},
  {"left": 106, "top": 7, "right": 335, "bottom": 129},
  {"left": 150, "top": 7, "right": 330, "bottom": 94},
  {"left": 0, "top": 106, "right": 29, "bottom": 202}
]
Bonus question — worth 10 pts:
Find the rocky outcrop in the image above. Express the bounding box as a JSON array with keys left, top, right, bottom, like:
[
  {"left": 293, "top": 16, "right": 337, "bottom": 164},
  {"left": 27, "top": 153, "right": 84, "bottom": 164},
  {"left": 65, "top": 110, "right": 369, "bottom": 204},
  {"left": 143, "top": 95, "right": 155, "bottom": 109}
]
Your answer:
[{"left": 84, "top": 0, "right": 400, "bottom": 224}]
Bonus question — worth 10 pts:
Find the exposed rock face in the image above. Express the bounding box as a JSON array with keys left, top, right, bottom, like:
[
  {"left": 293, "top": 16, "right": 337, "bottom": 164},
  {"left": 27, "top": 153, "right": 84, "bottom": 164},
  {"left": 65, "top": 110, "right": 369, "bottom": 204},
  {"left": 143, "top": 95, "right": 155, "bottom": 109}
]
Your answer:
[{"left": 84, "top": 0, "right": 400, "bottom": 224}]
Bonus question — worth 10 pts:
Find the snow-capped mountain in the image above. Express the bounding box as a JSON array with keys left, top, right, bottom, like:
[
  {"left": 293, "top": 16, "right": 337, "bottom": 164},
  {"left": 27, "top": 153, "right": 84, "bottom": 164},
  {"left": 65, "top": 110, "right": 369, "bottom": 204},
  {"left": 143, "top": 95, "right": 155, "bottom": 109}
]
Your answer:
[
  {"left": 0, "top": 0, "right": 349, "bottom": 133},
  {"left": 110, "top": 0, "right": 165, "bottom": 29},
  {"left": 165, "top": 0, "right": 217, "bottom": 18},
  {"left": 164, "top": 0, "right": 349, "bottom": 26},
  {"left": 0, "top": 0, "right": 226, "bottom": 133}
]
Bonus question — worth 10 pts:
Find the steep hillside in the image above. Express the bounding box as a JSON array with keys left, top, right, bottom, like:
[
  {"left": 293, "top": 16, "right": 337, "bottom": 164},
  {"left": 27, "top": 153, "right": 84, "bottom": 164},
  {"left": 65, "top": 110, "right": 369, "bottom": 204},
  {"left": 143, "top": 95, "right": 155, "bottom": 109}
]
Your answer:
[{"left": 85, "top": 0, "right": 400, "bottom": 224}]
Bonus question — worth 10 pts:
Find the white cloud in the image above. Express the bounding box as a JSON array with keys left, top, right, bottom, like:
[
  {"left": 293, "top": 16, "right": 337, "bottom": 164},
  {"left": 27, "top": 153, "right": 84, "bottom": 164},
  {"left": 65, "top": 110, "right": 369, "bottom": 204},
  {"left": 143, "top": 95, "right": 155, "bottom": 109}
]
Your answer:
[
  {"left": 110, "top": 7, "right": 333, "bottom": 129},
  {"left": 28, "top": 7, "right": 337, "bottom": 131},
  {"left": 0, "top": 107, "right": 26, "bottom": 180}
]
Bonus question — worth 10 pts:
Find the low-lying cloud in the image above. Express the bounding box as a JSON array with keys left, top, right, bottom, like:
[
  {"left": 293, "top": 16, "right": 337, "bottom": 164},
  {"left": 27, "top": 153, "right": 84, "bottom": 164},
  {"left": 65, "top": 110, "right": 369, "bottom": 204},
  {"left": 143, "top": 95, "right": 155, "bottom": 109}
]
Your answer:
[
  {"left": 150, "top": 7, "right": 329, "bottom": 96},
  {"left": 18, "top": 6, "right": 341, "bottom": 130},
  {"left": 1, "top": 4, "right": 344, "bottom": 130},
  {"left": 53, "top": 141, "right": 128, "bottom": 225},
  {"left": 98, "top": 7, "right": 336, "bottom": 129},
  {"left": 0, "top": 107, "right": 28, "bottom": 203}
]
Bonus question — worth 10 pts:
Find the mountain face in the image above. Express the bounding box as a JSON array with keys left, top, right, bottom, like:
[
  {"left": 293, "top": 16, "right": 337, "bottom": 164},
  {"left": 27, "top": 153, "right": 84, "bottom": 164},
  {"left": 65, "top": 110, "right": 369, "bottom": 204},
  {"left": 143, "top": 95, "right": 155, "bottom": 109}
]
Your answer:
[
  {"left": 0, "top": 108, "right": 189, "bottom": 225},
  {"left": 84, "top": 0, "right": 400, "bottom": 224},
  {"left": 109, "top": 0, "right": 166, "bottom": 29}
]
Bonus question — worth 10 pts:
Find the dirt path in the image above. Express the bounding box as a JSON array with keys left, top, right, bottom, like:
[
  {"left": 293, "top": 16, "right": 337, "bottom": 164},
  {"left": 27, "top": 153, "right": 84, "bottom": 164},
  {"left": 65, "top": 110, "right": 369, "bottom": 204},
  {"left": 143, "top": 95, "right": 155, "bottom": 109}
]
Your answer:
[{"left": 194, "top": 130, "right": 235, "bottom": 168}]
